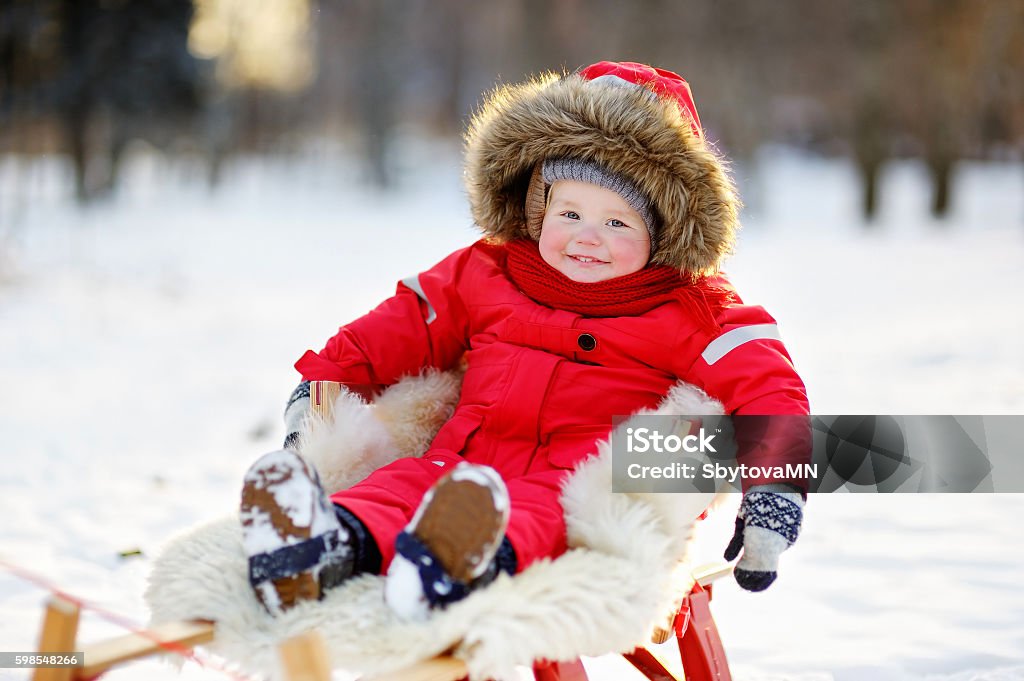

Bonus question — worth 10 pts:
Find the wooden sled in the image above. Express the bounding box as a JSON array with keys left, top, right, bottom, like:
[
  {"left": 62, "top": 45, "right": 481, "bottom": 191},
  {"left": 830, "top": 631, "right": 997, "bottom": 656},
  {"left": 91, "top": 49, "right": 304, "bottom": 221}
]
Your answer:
[
  {"left": 136, "top": 378, "right": 734, "bottom": 680},
  {"left": 31, "top": 562, "right": 730, "bottom": 681}
]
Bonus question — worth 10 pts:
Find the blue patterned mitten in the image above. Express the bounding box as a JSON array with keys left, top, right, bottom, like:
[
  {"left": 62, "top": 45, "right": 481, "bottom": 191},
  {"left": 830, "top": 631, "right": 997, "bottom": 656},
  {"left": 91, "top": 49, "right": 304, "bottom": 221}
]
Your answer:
[
  {"left": 723, "top": 485, "right": 804, "bottom": 592},
  {"left": 282, "top": 381, "right": 311, "bottom": 450}
]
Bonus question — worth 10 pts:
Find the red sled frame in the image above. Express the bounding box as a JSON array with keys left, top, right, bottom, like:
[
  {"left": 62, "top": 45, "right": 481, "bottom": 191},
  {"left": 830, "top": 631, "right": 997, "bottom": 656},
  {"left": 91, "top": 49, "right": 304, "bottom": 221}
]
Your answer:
[{"left": 527, "top": 574, "right": 731, "bottom": 681}]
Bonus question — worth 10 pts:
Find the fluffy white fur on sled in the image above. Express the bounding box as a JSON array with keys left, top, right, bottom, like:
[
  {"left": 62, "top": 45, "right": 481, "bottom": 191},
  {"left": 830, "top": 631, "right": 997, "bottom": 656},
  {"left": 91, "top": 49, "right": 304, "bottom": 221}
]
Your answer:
[
  {"left": 146, "top": 373, "right": 723, "bottom": 681},
  {"left": 297, "top": 370, "right": 462, "bottom": 493}
]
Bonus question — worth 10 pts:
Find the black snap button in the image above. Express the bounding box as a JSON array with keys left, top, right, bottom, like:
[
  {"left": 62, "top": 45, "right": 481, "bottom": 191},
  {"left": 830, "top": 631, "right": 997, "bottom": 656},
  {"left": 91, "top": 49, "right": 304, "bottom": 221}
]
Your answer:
[{"left": 577, "top": 333, "right": 597, "bottom": 352}]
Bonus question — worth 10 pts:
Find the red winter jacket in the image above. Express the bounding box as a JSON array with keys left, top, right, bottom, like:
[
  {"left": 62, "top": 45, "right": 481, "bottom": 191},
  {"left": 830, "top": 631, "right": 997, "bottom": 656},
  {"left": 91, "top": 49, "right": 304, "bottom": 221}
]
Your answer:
[{"left": 295, "top": 241, "right": 810, "bottom": 489}]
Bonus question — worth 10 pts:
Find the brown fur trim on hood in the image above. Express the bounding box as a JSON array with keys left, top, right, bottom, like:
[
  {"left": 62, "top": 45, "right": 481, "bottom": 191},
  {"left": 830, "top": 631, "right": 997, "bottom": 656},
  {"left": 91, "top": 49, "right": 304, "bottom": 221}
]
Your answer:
[{"left": 463, "top": 71, "right": 741, "bottom": 276}]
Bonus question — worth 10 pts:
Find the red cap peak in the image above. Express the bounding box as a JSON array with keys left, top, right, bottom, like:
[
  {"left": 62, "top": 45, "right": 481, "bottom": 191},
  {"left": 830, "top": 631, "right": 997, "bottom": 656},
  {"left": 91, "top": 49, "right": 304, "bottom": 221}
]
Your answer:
[{"left": 578, "top": 61, "right": 703, "bottom": 139}]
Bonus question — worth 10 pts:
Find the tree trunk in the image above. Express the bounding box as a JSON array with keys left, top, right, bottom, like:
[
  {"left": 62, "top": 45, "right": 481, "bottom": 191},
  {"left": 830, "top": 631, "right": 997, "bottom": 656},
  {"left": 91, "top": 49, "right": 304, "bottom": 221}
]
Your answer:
[
  {"left": 852, "top": 98, "right": 886, "bottom": 223},
  {"left": 354, "top": 0, "right": 401, "bottom": 189},
  {"left": 924, "top": 112, "right": 956, "bottom": 220},
  {"left": 858, "top": 157, "right": 882, "bottom": 222},
  {"left": 62, "top": 105, "right": 90, "bottom": 203},
  {"left": 928, "top": 155, "right": 953, "bottom": 219}
]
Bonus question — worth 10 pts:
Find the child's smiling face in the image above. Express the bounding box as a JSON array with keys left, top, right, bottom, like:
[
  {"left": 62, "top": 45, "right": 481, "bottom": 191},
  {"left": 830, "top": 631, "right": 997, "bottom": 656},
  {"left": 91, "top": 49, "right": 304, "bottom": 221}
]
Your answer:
[{"left": 539, "top": 180, "right": 651, "bottom": 283}]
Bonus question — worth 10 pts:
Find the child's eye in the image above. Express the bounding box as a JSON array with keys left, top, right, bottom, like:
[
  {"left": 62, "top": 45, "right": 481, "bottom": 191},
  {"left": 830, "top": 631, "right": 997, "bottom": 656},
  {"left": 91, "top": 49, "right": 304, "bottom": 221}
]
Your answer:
[
  {"left": 607, "top": 218, "right": 629, "bottom": 228},
  {"left": 561, "top": 211, "right": 580, "bottom": 220}
]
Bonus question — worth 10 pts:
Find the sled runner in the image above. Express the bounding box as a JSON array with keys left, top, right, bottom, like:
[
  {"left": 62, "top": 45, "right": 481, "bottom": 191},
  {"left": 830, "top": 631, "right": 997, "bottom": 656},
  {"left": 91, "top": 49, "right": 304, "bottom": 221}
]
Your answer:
[
  {"left": 29, "top": 595, "right": 215, "bottom": 681},
  {"left": 30, "top": 566, "right": 729, "bottom": 681},
  {"left": 138, "top": 376, "right": 733, "bottom": 680}
]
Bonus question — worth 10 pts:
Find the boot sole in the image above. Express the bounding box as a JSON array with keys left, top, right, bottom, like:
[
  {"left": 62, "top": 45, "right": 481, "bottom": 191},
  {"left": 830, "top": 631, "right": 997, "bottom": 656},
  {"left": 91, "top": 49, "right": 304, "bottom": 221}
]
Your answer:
[{"left": 411, "top": 465, "right": 509, "bottom": 584}]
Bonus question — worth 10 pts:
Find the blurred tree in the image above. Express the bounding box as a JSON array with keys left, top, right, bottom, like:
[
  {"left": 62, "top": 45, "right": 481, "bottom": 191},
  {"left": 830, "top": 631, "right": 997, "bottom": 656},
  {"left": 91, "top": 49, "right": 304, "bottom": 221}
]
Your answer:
[
  {"left": 1, "top": 1, "right": 63, "bottom": 151},
  {"left": 5, "top": 0, "right": 1024, "bottom": 214},
  {"left": 839, "top": 0, "right": 1024, "bottom": 221},
  {"left": 353, "top": 0, "right": 403, "bottom": 188},
  {"left": 897, "top": 0, "right": 973, "bottom": 219},
  {"left": 414, "top": 0, "right": 470, "bottom": 134},
  {"left": 189, "top": 0, "right": 312, "bottom": 179},
  {"left": 519, "top": 0, "right": 560, "bottom": 76},
  {"left": 306, "top": 0, "right": 403, "bottom": 187},
  {"left": 54, "top": 0, "right": 203, "bottom": 201},
  {"left": 848, "top": 3, "right": 893, "bottom": 222}
]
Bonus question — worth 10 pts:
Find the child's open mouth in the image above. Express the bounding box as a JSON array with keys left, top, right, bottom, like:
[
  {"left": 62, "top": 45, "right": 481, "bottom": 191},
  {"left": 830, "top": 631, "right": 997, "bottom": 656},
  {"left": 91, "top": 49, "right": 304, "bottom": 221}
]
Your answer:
[{"left": 568, "top": 254, "right": 608, "bottom": 266}]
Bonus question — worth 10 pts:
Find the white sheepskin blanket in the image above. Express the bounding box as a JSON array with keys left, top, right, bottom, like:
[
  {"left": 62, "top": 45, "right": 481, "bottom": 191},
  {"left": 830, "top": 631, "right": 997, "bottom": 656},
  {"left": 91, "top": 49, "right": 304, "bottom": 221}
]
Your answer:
[{"left": 146, "top": 372, "right": 722, "bottom": 680}]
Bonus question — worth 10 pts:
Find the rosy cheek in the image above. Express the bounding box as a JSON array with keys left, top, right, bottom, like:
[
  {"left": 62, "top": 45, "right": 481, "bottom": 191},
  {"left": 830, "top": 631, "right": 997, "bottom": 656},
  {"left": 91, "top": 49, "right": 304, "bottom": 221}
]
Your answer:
[
  {"left": 538, "top": 224, "right": 566, "bottom": 268},
  {"left": 617, "top": 236, "right": 650, "bottom": 273}
]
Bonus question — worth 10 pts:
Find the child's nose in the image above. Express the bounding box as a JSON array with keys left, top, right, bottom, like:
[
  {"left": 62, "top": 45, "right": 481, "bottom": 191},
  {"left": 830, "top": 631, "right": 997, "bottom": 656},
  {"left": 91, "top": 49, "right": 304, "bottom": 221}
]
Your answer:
[{"left": 574, "top": 224, "right": 601, "bottom": 244}]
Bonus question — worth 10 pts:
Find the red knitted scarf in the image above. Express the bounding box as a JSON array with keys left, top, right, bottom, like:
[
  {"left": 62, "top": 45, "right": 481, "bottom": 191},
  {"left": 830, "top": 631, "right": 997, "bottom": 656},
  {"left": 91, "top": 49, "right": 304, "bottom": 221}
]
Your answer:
[{"left": 502, "top": 239, "right": 734, "bottom": 330}]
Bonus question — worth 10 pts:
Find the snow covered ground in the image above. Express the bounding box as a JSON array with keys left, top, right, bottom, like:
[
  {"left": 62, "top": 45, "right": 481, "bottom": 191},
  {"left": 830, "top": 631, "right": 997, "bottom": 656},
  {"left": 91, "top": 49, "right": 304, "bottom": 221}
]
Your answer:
[{"left": 1, "top": 145, "right": 1022, "bottom": 680}]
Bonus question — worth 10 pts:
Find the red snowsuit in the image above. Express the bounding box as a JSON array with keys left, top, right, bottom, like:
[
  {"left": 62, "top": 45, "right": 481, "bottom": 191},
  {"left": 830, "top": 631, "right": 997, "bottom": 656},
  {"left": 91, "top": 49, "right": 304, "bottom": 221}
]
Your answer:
[{"left": 295, "top": 241, "right": 809, "bottom": 572}]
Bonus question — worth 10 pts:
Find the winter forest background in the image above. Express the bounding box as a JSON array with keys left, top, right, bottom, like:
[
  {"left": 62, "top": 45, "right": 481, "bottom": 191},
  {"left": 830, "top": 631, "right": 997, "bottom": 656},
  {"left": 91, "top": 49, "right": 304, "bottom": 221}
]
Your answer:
[
  {"left": 3, "top": 0, "right": 1024, "bottom": 212},
  {"left": 1, "top": 1, "right": 1023, "bottom": 680}
]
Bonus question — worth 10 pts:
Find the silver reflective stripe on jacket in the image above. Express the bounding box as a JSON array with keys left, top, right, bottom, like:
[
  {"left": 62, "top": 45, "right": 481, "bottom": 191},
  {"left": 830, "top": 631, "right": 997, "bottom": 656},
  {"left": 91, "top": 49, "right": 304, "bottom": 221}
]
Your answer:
[
  {"left": 401, "top": 275, "right": 437, "bottom": 324},
  {"left": 701, "top": 323, "right": 781, "bottom": 365}
]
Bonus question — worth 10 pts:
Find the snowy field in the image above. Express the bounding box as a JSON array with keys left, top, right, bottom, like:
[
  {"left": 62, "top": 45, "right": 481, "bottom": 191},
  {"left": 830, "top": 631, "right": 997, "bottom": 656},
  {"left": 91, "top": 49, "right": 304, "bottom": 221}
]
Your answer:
[{"left": 1, "top": 145, "right": 1023, "bottom": 680}]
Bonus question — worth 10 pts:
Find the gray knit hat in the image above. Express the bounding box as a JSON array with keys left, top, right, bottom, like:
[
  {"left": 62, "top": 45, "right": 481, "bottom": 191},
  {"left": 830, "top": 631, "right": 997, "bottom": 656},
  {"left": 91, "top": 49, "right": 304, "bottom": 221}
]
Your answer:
[{"left": 536, "top": 157, "right": 657, "bottom": 242}]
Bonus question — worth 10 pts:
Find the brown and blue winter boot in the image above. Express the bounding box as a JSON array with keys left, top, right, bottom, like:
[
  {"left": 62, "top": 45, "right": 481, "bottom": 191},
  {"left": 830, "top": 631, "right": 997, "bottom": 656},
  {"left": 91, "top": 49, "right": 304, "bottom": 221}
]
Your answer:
[
  {"left": 240, "top": 449, "right": 354, "bottom": 615},
  {"left": 384, "top": 463, "right": 511, "bottom": 620}
]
